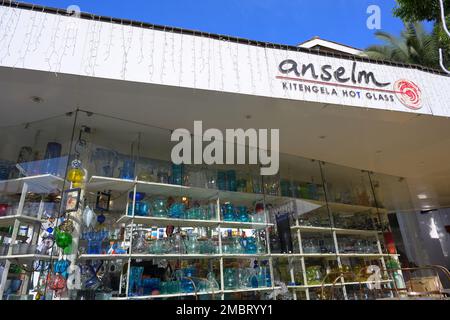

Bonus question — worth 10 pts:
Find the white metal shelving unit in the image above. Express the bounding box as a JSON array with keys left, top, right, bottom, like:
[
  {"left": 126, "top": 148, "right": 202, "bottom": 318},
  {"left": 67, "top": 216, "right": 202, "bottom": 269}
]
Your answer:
[
  {"left": 0, "top": 174, "right": 64, "bottom": 300},
  {"left": 83, "top": 176, "right": 277, "bottom": 300},
  {"left": 78, "top": 176, "right": 400, "bottom": 300},
  {"left": 0, "top": 174, "right": 401, "bottom": 300},
  {"left": 267, "top": 196, "right": 398, "bottom": 300}
]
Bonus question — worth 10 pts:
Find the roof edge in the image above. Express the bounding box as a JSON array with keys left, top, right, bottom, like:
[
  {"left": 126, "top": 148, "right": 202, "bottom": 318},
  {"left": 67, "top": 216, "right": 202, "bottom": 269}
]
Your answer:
[{"left": 1, "top": 0, "right": 448, "bottom": 77}]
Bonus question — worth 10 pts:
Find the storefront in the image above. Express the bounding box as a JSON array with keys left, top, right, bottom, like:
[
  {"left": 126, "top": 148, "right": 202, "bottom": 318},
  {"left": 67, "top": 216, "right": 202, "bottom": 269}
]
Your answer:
[{"left": 0, "top": 2, "right": 449, "bottom": 300}]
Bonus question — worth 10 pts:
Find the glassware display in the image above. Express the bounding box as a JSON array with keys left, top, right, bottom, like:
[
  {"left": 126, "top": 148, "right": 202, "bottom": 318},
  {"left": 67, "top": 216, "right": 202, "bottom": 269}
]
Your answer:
[
  {"left": 222, "top": 202, "right": 236, "bottom": 221},
  {"left": 150, "top": 197, "right": 167, "bottom": 217},
  {"left": 170, "top": 164, "right": 183, "bottom": 185},
  {"left": 240, "top": 236, "right": 258, "bottom": 254},
  {"left": 0, "top": 111, "right": 406, "bottom": 301},
  {"left": 119, "top": 159, "right": 135, "bottom": 180},
  {"left": 128, "top": 266, "right": 144, "bottom": 296},
  {"left": 168, "top": 202, "right": 185, "bottom": 219},
  {"left": 0, "top": 160, "right": 13, "bottom": 180},
  {"left": 217, "top": 171, "right": 227, "bottom": 191},
  {"left": 148, "top": 239, "right": 167, "bottom": 254},
  {"left": 168, "top": 233, "right": 184, "bottom": 254},
  {"left": 43, "top": 142, "right": 62, "bottom": 175},
  {"left": 226, "top": 170, "right": 237, "bottom": 192},
  {"left": 236, "top": 206, "right": 249, "bottom": 222},
  {"left": 82, "top": 230, "right": 109, "bottom": 255},
  {"left": 91, "top": 147, "right": 118, "bottom": 177},
  {"left": 132, "top": 230, "right": 148, "bottom": 253},
  {"left": 251, "top": 203, "right": 266, "bottom": 223},
  {"left": 224, "top": 268, "right": 237, "bottom": 289}
]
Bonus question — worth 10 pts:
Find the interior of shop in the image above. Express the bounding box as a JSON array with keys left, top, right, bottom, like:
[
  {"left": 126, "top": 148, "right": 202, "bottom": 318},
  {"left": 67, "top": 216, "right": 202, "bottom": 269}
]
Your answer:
[{"left": 1, "top": 109, "right": 430, "bottom": 300}]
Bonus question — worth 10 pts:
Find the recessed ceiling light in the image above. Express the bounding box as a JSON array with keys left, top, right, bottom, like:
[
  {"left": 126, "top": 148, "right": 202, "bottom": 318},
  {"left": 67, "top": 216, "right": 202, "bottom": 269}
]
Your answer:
[
  {"left": 30, "top": 96, "right": 44, "bottom": 104},
  {"left": 417, "top": 194, "right": 428, "bottom": 200}
]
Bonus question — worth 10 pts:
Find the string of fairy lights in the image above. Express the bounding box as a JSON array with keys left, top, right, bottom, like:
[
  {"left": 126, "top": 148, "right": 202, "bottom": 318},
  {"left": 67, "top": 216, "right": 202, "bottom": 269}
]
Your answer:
[
  {"left": 147, "top": 27, "right": 155, "bottom": 82},
  {"left": 120, "top": 21, "right": 133, "bottom": 79},
  {"left": 0, "top": 6, "right": 21, "bottom": 64},
  {"left": 0, "top": 2, "right": 336, "bottom": 97},
  {"left": 177, "top": 29, "right": 183, "bottom": 86},
  {"left": 103, "top": 20, "right": 115, "bottom": 62},
  {"left": 13, "top": 9, "right": 36, "bottom": 68},
  {"left": 45, "top": 12, "right": 63, "bottom": 72}
]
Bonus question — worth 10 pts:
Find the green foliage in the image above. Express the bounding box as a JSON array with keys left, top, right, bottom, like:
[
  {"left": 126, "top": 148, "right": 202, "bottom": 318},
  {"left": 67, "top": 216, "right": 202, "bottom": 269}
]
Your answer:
[
  {"left": 394, "top": 0, "right": 450, "bottom": 22},
  {"left": 365, "top": 22, "right": 450, "bottom": 70}
]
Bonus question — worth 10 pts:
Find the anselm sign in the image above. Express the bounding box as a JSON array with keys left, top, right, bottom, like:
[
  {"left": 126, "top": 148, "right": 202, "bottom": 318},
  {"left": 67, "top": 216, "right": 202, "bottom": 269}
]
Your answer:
[{"left": 276, "top": 59, "right": 422, "bottom": 110}]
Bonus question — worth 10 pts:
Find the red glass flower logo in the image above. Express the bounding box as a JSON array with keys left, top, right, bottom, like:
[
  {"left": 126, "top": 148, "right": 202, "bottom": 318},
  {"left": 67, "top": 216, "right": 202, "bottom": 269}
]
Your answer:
[{"left": 394, "top": 80, "right": 422, "bottom": 110}]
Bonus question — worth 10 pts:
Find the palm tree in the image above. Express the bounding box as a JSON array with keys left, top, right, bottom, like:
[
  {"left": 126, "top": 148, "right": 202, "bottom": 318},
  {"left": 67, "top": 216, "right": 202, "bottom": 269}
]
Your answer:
[{"left": 365, "top": 22, "right": 446, "bottom": 69}]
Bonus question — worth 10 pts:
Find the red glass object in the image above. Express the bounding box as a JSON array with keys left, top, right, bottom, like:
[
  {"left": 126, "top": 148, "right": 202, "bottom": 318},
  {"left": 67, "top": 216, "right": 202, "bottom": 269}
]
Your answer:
[
  {"left": 0, "top": 204, "right": 8, "bottom": 216},
  {"left": 383, "top": 232, "right": 397, "bottom": 254}
]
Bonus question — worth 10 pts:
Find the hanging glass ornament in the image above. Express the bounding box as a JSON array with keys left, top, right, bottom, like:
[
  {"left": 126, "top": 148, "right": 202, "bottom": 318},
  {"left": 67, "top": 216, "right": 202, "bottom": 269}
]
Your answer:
[
  {"left": 66, "top": 159, "right": 85, "bottom": 188},
  {"left": 82, "top": 205, "right": 96, "bottom": 229},
  {"left": 54, "top": 259, "right": 70, "bottom": 279},
  {"left": 48, "top": 273, "right": 67, "bottom": 295},
  {"left": 55, "top": 228, "right": 73, "bottom": 250},
  {"left": 97, "top": 213, "right": 106, "bottom": 224}
]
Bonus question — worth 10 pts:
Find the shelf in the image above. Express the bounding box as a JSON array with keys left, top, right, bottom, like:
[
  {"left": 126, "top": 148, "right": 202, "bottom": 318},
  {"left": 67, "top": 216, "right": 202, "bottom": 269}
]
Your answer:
[
  {"left": 270, "top": 253, "right": 395, "bottom": 258},
  {"left": 221, "top": 253, "right": 269, "bottom": 259},
  {"left": 112, "top": 290, "right": 221, "bottom": 300},
  {"left": 222, "top": 286, "right": 280, "bottom": 294},
  {"left": 137, "top": 180, "right": 218, "bottom": 200},
  {"left": 77, "top": 252, "right": 396, "bottom": 261},
  {"left": 291, "top": 225, "right": 380, "bottom": 236},
  {"left": 0, "top": 254, "right": 54, "bottom": 262},
  {"left": 219, "top": 220, "right": 272, "bottom": 229},
  {"left": 78, "top": 253, "right": 272, "bottom": 260},
  {"left": 288, "top": 280, "right": 393, "bottom": 290},
  {"left": 112, "top": 287, "right": 280, "bottom": 300},
  {"left": 218, "top": 190, "right": 265, "bottom": 205},
  {"left": 89, "top": 177, "right": 271, "bottom": 205},
  {"left": 116, "top": 215, "right": 221, "bottom": 228},
  {"left": 264, "top": 194, "right": 386, "bottom": 214},
  {"left": 78, "top": 253, "right": 220, "bottom": 260},
  {"left": 88, "top": 176, "right": 218, "bottom": 200},
  {"left": 0, "top": 215, "right": 44, "bottom": 227},
  {"left": 337, "top": 253, "right": 397, "bottom": 258},
  {"left": 116, "top": 215, "right": 272, "bottom": 230},
  {"left": 0, "top": 231, "right": 28, "bottom": 241},
  {"left": 0, "top": 174, "right": 64, "bottom": 194}
]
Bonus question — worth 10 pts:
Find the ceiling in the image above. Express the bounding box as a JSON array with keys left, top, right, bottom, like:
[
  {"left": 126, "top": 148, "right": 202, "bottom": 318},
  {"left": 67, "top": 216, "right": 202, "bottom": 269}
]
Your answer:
[{"left": 1, "top": 66, "right": 450, "bottom": 210}]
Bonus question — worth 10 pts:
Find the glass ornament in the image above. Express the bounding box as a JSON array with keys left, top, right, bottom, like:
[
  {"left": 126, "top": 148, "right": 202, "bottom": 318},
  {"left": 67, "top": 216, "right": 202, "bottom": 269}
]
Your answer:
[
  {"left": 55, "top": 229, "right": 73, "bottom": 250},
  {"left": 66, "top": 159, "right": 85, "bottom": 188}
]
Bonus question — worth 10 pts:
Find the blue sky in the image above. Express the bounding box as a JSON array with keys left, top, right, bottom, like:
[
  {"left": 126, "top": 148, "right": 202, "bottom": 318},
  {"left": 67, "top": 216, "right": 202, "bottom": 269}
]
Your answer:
[{"left": 26, "top": 0, "right": 433, "bottom": 49}]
